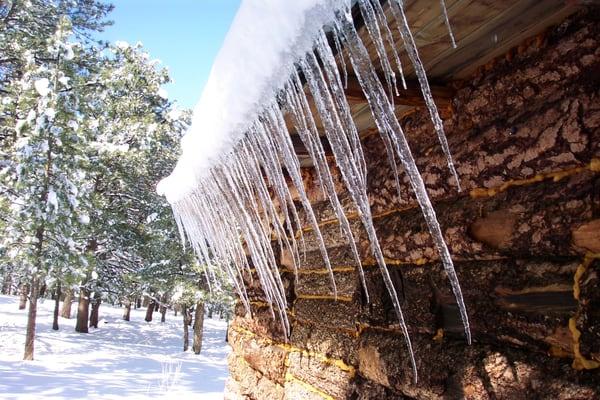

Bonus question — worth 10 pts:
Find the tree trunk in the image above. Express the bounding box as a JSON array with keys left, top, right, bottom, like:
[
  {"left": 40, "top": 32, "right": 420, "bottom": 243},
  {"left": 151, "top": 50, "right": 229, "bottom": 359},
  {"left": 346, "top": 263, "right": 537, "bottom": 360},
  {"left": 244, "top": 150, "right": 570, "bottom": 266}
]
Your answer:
[
  {"left": 75, "top": 287, "right": 89, "bottom": 333},
  {"left": 145, "top": 300, "right": 154, "bottom": 322},
  {"left": 1, "top": 270, "right": 12, "bottom": 295},
  {"left": 18, "top": 283, "right": 29, "bottom": 310},
  {"left": 160, "top": 305, "right": 166, "bottom": 323},
  {"left": 160, "top": 293, "right": 168, "bottom": 323},
  {"left": 182, "top": 306, "right": 191, "bottom": 351},
  {"left": 136, "top": 297, "right": 141, "bottom": 309},
  {"left": 23, "top": 277, "right": 39, "bottom": 360},
  {"left": 52, "top": 281, "right": 61, "bottom": 331},
  {"left": 142, "top": 296, "right": 149, "bottom": 307},
  {"left": 192, "top": 301, "right": 205, "bottom": 354},
  {"left": 89, "top": 294, "right": 101, "bottom": 328},
  {"left": 123, "top": 299, "right": 131, "bottom": 321},
  {"left": 38, "top": 283, "right": 46, "bottom": 299},
  {"left": 60, "top": 287, "right": 73, "bottom": 319}
]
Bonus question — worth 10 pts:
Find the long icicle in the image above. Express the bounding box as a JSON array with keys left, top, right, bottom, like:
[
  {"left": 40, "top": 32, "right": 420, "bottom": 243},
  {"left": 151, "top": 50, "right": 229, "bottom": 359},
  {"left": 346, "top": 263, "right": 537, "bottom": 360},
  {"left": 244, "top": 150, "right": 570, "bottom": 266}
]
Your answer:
[
  {"left": 389, "top": 0, "right": 461, "bottom": 190},
  {"left": 342, "top": 3, "right": 471, "bottom": 347}
]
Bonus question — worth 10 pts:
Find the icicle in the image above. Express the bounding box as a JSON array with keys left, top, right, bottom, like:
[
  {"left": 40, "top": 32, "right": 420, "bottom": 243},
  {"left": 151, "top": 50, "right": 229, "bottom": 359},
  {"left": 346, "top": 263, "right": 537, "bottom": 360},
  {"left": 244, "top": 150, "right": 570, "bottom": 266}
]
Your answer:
[
  {"left": 338, "top": 6, "right": 471, "bottom": 355},
  {"left": 165, "top": 0, "right": 471, "bottom": 381},
  {"left": 369, "top": 0, "right": 407, "bottom": 90},
  {"left": 358, "top": 0, "right": 397, "bottom": 100},
  {"left": 315, "top": 30, "right": 367, "bottom": 186},
  {"left": 285, "top": 71, "right": 369, "bottom": 302},
  {"left": 307, "top": 10, "right": 418, "bottom": 381},
  {"left": 439, "top": 0, "right": 457, "bottom": 48},
  {"left": 262, "top": 103, "right": 338, "bottom": 297},
  {"left": 331, "top": 24, "right": 348, "bottom": 89},
  {"left": 389, "top": 0, "right": 461, "bottom": 191}
]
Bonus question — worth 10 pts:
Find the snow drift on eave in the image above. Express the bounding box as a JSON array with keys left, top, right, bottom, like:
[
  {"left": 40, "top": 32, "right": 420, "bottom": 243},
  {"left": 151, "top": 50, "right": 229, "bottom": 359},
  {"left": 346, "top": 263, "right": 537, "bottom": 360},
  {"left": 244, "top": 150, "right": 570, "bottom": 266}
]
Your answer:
[
  {"left": 158, "top": 0, "right": 342, "bottom": 201},
  {"left": 158, "top": 0, "right": 469, "bottom": 382}
]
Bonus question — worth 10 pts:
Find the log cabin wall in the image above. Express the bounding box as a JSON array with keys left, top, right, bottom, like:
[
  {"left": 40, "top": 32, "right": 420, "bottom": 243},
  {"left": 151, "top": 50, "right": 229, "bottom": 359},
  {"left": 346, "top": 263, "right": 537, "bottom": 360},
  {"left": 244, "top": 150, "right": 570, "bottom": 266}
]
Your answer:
[{"left": 224, "top": 7, "right": 600, "bottom": 400}]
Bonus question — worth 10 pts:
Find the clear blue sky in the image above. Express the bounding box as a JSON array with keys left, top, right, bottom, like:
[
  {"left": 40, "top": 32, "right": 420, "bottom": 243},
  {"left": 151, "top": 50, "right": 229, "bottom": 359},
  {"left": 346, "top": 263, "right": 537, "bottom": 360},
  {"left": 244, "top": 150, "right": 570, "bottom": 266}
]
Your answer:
[{"left": 101, "top": 0, "right": 241, "bottom": 110}]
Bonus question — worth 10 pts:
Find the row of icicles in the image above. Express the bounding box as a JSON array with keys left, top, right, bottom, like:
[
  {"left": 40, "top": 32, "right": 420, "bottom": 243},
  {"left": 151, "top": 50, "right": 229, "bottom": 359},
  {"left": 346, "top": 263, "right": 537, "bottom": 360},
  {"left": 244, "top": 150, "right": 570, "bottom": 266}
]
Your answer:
[{"left": 172, "top": 0, "right": 469, "bottom": 382}]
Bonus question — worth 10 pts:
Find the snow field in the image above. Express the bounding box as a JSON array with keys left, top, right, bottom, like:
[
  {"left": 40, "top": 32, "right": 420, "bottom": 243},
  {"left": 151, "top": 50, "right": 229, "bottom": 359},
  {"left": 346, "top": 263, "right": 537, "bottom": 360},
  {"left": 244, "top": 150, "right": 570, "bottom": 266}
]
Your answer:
[{"left": 0, "top": 295, "right": 230, "bottom": 399}]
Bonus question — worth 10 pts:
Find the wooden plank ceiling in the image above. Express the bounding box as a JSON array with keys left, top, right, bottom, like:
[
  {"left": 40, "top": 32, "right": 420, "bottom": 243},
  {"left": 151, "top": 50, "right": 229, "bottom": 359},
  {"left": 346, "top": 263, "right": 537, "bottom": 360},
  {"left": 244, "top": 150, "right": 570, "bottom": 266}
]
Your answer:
[{"left": 289, "top": 0, "right": 581, "bottom": 164}]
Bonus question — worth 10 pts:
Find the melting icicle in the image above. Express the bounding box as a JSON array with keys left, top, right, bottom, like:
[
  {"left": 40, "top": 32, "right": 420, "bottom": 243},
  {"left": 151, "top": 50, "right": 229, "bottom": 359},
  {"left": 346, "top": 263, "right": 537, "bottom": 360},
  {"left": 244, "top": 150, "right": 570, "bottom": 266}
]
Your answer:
[
  {"left": 285, "top": 70, "right": 369, "bottom": 302},
  {"left": 368, "top": 0, "right": 407, "bottom": 90},
  {"left": 389, "top": 0, "right": 461, "bottom": 190},
  {"left": 331, "top": 25, "right": 349, "bottom": 89},
  {"left": 162, "top": 0, "right": 471, "bottom": 383},
  {"left": 340, "top": 4, "right": 471, "bottom": 350},
  {"left": 440, "top": 0, "right": 457, "bottom": 48},
  {"left": 358, "top": 0, "right": 398, "bottom": 100}
]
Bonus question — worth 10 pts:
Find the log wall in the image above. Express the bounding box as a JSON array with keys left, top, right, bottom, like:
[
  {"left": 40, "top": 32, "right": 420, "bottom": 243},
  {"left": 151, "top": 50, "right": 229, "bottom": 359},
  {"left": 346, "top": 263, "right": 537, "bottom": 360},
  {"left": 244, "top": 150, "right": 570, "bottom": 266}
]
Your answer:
[{"left": 224, "top": 8, "right": 600, "bottom": 400}]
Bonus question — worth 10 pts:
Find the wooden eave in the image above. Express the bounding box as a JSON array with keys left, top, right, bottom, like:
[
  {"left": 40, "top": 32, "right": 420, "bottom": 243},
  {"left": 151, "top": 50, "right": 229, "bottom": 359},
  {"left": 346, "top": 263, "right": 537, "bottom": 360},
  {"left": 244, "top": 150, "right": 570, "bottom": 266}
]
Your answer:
[{"left": 286, "top": 0, "right": 582, "bottom": 165}]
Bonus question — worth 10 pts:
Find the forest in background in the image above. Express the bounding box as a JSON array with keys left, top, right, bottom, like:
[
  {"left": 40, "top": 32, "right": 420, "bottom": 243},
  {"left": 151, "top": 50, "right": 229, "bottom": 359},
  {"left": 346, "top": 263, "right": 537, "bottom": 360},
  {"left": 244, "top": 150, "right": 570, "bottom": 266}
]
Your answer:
[{"left": 0, "top": 0, "right": 234, "bottom": 360}]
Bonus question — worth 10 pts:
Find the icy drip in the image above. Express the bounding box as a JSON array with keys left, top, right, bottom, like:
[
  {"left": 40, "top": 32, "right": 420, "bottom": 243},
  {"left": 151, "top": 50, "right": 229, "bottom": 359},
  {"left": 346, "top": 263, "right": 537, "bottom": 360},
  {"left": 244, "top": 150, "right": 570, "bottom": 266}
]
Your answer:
[
  {"left": 315, "top": 31, "right": 367, "bottom": 188},
  {"left": 341, "top": 3, "right": 471, "bottom": 347},
  {"left": 389, "top": 0, "right": 461, "bottom": 190},
  {"left": 327, "top": 13, "right": 417, "bottom": 380},
  {"left": 285, "top": 70, "right": 368, "bottom": 302},
  {"left": 165, "top": 0, "right": 473, "bottom": 381},
  {"left": 440, "top": 0, "right": 457, "bottom": 48},
  {"left": 358, "top": 0, "right": 398, "bottom": 99},
  {"left": 261, "top": 104, "right": 337, "bottom": 297},
  {"left": 369, "top": 0, "right": 407, "bottom": 90}
]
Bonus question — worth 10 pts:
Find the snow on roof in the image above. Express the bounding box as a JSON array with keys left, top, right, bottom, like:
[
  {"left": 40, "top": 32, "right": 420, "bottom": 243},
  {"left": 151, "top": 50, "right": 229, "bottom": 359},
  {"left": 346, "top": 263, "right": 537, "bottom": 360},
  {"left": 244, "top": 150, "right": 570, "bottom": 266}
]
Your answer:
[{"left": 158, "top": 0, "right": 346, "bottom": 202}]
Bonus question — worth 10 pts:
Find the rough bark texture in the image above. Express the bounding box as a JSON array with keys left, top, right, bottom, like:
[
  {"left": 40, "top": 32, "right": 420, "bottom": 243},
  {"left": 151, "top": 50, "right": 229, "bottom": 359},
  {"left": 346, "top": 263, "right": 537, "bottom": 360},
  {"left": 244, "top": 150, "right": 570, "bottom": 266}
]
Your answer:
[
  {"left": 225, "top": 9, "right": 600, "bottom": 400},
  {"left": 75, "top": 287, "right": 89, "bottom": 333},
  {"left": 193, "top": 301, "right": 205, "bottom": 354},
  {"left": 60, "top": 287, "right": 73, "bottom": 319},
  {"left": 160, "top": 293, "right": 168, "bottom": 323}
]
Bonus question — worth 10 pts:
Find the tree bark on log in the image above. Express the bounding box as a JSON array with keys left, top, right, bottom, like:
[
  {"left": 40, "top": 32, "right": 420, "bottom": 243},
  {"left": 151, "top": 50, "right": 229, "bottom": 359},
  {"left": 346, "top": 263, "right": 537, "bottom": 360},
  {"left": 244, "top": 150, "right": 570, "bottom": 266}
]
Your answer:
[
  {"left": 75, "top": 287, "right": 89, "bottom": 333},
  {"left": 23, "top": 277, "right": 39, "bottom": 360},
  {"left": 60, "top": 287, "right": 73, "bottom": 319},
  {"left": 52, "top": 281, "right": 61, "bottom": 331},
  {"left": 193, "top": 301, "right": 205, "bottom": 355},
  {"left": 122, "top": 299, "right": 131, "bottom": 321}
]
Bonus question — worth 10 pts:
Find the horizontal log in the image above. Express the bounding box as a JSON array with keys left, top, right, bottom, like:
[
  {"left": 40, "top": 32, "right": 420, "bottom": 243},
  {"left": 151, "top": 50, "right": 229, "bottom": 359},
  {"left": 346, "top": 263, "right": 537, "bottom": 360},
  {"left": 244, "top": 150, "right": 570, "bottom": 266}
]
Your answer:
[
  {"left": 228, "top": 327, "right": 288, "bottom": 384},
  {"left": 572, "top": 219, "right": 600, "bottom": 254},
  {"left": 286, "top": 351, "right": 354, "bottom": 400},
  {"left": 293, "top": 172, "right": 596, "bottom": 264},
  {"left": 356, "top": 330, "right": 600, "bottom": 399},
  {"left": 228, "top": 354, "right": 284, "bottom": 400}
]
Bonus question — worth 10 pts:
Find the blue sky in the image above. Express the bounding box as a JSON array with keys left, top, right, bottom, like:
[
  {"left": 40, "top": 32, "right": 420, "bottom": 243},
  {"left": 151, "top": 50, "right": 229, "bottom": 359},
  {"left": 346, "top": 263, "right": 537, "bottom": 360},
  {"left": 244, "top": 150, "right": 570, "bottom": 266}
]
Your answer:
[{"left": 101, "top": 0, "right": 241, "bottom": 110}]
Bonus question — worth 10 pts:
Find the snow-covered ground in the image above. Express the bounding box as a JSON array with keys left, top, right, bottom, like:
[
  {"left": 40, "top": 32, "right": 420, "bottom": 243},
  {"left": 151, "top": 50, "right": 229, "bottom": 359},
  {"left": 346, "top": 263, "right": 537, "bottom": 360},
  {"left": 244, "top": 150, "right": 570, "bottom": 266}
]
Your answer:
[{"left": 0, "top": 295, "right": 230, "bottom": 399}]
